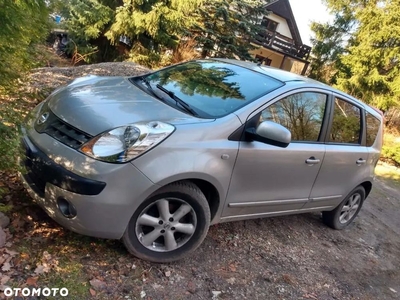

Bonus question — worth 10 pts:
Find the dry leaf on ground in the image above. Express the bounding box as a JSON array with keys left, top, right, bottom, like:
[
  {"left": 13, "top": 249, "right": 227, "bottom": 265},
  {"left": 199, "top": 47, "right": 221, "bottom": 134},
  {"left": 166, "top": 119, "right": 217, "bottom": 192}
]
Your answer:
[
  {"left": 5, "top": 249, "right": 18, "bottom": 257},
  {"left": 26, "top": 277, "right": 38, "bottom": 286},
  {"left": 89, "top": 278, "right": 107, "bottom": 291},
  {"left": 34, "top": 264, "right": 50, "bottom": 275},
  {"left": 0, "top": 275, "right": 10, "bottom": 285},
  {"left": 1, "top": 262, "right": 11, "bottom": 272}
]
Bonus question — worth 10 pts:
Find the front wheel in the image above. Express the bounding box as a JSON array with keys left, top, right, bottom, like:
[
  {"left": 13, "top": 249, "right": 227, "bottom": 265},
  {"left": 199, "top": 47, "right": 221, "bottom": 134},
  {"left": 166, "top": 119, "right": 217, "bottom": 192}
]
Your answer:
[
  {"left": 122, "top": 181, "right": 211, "bottom": 263},
  {"left": 322, "top": 186, "right": 365, "bottom": 230}
]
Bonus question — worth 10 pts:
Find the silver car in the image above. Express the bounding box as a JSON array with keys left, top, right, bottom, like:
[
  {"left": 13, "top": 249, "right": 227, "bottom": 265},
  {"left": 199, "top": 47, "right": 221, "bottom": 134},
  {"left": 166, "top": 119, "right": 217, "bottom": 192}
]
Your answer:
[{"left": 21, "top": 59, "right": 383, "bottom": 262}]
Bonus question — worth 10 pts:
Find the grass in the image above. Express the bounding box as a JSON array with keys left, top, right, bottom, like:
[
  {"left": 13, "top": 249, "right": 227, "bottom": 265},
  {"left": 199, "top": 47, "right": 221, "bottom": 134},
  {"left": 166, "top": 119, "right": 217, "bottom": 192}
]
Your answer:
[
  {"left": 40, "top": 258, "right": 89, "bottom": 300},
  {"left": 375, "top": 164, "right": 400, "bottom": 185},
  {"left": 33, "top": 44, "right": 72, "bottom": 68}
]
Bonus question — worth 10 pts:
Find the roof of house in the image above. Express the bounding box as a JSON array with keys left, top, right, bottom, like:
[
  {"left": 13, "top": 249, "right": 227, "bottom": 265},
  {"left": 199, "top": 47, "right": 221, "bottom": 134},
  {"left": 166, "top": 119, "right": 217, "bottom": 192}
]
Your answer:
[{"left": 265, "top": 0, "right": 303, "bottom": 45}]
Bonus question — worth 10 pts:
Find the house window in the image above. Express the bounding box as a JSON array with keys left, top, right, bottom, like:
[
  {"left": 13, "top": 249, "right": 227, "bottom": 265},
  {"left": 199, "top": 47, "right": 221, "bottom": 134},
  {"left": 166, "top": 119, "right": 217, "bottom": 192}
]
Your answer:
[
  {"left": 261, "top": 18, "right": 278, "bottom": 32},
  {"left": 255, "top": 55, "right": 272, "bottom": 66}
]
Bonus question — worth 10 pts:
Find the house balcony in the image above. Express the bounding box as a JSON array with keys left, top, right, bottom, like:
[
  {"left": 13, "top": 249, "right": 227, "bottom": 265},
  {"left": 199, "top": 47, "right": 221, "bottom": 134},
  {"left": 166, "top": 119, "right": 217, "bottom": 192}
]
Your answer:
[{"left": 252, "top": 29, "right": 311, "bottom": 62}]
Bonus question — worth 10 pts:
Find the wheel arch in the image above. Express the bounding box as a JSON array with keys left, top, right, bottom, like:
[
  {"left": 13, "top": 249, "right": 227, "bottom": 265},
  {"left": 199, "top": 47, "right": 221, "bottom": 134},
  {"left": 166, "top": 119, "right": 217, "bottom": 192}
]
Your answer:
[
  {"left": 153, "top": 174, "right": 225, "bottom": 223},
  {"left": 360, "top": 181, "right": 373, "bottom": 199}
]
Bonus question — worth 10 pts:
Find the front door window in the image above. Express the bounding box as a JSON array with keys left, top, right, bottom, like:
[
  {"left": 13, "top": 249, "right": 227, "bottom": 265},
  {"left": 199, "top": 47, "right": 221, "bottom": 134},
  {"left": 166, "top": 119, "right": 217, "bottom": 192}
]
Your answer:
[{"left": 259, "top": 92, "right": 328, "bottom": 142}]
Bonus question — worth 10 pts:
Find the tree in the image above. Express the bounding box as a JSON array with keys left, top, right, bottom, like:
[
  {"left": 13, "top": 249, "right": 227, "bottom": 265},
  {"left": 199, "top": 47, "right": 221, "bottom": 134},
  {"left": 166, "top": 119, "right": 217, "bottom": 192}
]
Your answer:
[
  {"left": 106, "top": 0, "right": 202, "bottom": 66},
  {"left": 308, "top": 13, "right": 353, "bottom": 84},
  {"left": 309, "top": 0, "right": 400, "bottom": 113},
  {"left": 59, "top": 0, "right": 118, "bottom": 62},
  {"left": 61, "top": 0, "right": 269, "bottom": 66},
  {"left": 0, "top": 0, "right": 49, "bottom": 173},
  {"left": 192, "top": 0, "right": 268, "bottom": 60},
  {"left": 0, "top": 0, "right": 49, "bottom": 89},
  {"left": 335, "top": 0, "right": 400, "bottom": 112}
]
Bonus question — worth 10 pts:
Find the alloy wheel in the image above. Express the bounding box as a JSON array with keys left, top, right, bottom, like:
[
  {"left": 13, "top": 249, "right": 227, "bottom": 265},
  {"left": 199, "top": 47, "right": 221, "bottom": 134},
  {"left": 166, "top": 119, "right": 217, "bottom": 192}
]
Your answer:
[
  {"left": 339, "top": 193, "right": 361, "bottom": 224},
  {"left": 135, "top": 198, "right": 197, "bottom": 252}
]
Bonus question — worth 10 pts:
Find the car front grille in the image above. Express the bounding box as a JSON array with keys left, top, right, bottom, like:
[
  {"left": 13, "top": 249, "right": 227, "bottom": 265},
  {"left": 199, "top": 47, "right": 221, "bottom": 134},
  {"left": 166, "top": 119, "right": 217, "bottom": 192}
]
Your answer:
[{"left": 34, "top": 109, "right": 92, "bottom": 149}]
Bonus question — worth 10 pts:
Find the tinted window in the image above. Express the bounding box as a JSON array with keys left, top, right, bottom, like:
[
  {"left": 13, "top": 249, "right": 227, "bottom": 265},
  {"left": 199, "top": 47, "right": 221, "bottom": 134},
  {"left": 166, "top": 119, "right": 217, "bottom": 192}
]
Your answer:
[
  {"left": 145, "top": 60, "right": 284, "bottom": 118},
  {"left": 329, "top": 98, "right": 361, "bottom": 144},
  {"left": 259, "top": 92, "right": 327, "bottom": 142},
  {"left": 366, "top": 112, "right": 381, "bottom": 147}
]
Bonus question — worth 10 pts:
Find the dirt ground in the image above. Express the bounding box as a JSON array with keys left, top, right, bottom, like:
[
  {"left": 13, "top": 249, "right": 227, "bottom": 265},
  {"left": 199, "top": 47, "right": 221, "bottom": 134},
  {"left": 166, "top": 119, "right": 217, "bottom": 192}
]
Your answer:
[
  {"left": 1, "top": 58, "right": 400, "bottom": 299},
  {"left": 1, "top": 163, "right": 399, "bottom": 300}
]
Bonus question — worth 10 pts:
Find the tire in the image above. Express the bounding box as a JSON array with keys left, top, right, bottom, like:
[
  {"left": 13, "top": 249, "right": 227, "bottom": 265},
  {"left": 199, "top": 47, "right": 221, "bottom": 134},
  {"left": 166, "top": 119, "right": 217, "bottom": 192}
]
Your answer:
[
  {"left": 322, "top": 185, "right": 365, "bottom": 230},
  {"left": 122, "top": 181, "right": 211, "bottom": 263}
]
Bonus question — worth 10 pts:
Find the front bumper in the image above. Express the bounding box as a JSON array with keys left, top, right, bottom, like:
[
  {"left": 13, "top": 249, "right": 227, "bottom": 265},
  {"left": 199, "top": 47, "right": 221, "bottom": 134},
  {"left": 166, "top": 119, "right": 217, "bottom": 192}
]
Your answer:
[
  {"left": 21, "top": 135, "right": 105, "bottom": 197},
  {"left": 20, "top": 127, "right": 158, "bottom": 239}
]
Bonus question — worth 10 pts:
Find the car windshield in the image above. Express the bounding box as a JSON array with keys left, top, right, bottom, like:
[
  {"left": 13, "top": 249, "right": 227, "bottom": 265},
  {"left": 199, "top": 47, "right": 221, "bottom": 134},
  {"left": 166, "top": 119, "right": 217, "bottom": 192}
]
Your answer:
[{"left": 144, "top": 60, "right": 284, "bottom": 118}]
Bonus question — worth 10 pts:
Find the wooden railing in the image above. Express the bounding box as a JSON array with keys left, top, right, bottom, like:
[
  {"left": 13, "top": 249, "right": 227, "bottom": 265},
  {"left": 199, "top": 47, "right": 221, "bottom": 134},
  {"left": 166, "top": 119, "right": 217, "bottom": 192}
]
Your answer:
[{"left": 253, "top": 29, "right": 311, "bottom": 61}]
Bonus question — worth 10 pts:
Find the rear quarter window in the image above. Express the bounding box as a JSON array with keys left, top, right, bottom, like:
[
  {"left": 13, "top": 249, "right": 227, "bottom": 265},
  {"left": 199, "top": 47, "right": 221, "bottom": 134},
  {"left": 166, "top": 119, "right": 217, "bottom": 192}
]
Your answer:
[{"left": 366, "top": 112, "right": 381, "bottom": 147}]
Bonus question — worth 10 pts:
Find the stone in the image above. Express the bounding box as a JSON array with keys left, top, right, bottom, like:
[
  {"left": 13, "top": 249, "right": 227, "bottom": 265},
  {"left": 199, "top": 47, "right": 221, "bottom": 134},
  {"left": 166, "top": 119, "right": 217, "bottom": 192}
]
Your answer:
[
  {"left": 0, "top": 228, "right": 6, "bottom": 248},
  {"left": 0, "top": 213, "right": 10, "bottom": 229}
]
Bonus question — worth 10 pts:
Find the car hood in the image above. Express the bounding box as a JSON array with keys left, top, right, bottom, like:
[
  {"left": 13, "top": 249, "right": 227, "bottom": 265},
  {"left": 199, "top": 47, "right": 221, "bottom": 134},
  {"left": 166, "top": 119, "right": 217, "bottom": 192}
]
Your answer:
[{"left": 47, "top": 75, "right": 212, "bottom": 136}]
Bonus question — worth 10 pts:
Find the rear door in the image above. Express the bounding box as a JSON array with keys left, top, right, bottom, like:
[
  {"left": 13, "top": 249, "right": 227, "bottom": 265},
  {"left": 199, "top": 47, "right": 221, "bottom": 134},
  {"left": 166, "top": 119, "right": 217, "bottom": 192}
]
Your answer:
[
  {"left": 222, "top": 89, "right": 330, "bottom": 220},
  {"left": 305, "top": 95, "right": 369, "bottom": 209}
]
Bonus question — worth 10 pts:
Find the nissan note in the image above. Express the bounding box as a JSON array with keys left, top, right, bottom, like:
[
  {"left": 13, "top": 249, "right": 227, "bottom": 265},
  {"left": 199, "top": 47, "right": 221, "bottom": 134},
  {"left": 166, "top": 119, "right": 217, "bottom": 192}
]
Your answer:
[{"left": 20, "top": 59, "right": 383, "bottom": 262}]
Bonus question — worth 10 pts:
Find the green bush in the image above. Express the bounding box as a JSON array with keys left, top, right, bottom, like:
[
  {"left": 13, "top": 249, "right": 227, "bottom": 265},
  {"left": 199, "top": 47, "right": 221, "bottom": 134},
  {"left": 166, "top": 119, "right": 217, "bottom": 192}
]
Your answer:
[
  {"left": 0, "top": 0, "right": 49, "bottom": 177},
  {"left": 0, "top": 93, "right": 30, "bottom": 172},
  {"left": 382, "top": 144, "right": 400, "bottom": 166}
]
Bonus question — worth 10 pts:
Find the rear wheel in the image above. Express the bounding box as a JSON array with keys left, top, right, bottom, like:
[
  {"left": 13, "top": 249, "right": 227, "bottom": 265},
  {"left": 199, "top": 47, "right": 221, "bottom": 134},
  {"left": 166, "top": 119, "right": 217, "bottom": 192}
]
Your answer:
[
  {"left": 322, "top": 186, "right": 365, "bottom": 230},
  {"left": 122, "top": 181, "right": 210, "bottom": 263}
]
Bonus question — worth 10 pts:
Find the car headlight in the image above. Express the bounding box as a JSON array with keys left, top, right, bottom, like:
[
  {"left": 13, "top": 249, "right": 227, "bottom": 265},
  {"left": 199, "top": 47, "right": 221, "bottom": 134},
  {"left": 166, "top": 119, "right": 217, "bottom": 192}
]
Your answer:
[{"left": 80, "top": 121, "right": 175, "bottom": 163}]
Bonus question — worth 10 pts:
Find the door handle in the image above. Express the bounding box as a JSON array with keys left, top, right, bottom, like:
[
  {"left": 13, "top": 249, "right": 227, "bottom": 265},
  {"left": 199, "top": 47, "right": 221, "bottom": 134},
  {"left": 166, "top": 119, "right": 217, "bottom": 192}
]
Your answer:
[
  {"left": 356, "top": 158, "right": 366, "bottom": 165},
  {"left": 306, "top": 157, "right": 320, "bottom": 165}
]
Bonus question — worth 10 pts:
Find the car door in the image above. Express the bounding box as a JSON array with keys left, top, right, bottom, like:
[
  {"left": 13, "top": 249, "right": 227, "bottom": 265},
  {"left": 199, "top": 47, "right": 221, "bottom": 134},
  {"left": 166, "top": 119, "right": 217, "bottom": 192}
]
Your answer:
[
  {"left": 221, "top": 90, "right": 330, "bottom": 221},
  {"left": 305, "top": 95, "right": 369, "bottom": 209}
]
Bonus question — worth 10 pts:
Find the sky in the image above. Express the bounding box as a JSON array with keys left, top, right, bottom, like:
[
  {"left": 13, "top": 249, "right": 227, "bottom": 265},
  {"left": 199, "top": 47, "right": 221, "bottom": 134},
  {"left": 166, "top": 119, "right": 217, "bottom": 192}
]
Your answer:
[{"left": 288, "top": 0, "right": 334, "bottom": 46}]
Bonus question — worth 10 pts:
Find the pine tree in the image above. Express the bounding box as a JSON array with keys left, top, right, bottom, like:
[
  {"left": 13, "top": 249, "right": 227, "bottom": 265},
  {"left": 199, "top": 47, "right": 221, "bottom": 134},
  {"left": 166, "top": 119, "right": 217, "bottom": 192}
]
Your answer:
[
  {"left": 61, "top": 0, "right": 117, "bottom": 62},
  {"left": 0, "top": 0, "right": 49, "bottom": 173},
  {"left": 0, "top": 0, "right": 49, "bottom": 88},
  {"left": 308, "top": 13, "right": 353, "bottom": 84},
  {"left": 335, "top": 0, "right": 400, "bottom": 111},
  {"left": 105, "top": 0, "right": 202, "bottom": 66},
  {"left": 59, "top": 0, "right": 270, "bottom": 66},
  {"left": 310, "top": 0, "right": 400, "bottom": 112},
  {"left": 192, "top": 0, "right": 268, "bottom": 60}
]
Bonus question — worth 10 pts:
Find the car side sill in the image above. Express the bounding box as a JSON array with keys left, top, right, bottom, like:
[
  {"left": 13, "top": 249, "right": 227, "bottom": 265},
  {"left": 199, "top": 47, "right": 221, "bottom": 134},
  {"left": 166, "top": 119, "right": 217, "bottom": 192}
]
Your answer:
[
  {"left": 228, "top": 198, "right": 308, "bottom": 208},
  {"left": 310, "top": 195, "right": 342, "bottom": 201},
  {"left": 220, "top": 206, "right": 334, "bottom": 221}
]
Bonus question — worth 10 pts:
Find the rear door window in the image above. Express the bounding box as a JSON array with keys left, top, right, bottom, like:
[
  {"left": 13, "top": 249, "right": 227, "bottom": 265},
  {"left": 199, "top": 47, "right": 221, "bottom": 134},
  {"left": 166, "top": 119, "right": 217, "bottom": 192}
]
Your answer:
[{"left": 328, "top": 98, "right": 361, "bottom": 144}]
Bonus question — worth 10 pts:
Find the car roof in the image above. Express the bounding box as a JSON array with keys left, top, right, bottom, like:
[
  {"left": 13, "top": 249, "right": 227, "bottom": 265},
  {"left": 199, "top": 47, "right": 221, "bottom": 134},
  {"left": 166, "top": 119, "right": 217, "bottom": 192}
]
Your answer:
[
  {"left": 212, "top": 58, "right": 324, "bottom": 84},
  {"left": 212, "top": 58, "right": 383, "bottom": 120}
]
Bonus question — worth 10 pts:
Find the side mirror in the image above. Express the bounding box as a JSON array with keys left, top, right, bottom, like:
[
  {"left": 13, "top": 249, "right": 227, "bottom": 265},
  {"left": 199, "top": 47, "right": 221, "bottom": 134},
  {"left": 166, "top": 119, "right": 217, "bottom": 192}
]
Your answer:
[{"left": 246, "top": 121, "right": 291, "bottom": 148}]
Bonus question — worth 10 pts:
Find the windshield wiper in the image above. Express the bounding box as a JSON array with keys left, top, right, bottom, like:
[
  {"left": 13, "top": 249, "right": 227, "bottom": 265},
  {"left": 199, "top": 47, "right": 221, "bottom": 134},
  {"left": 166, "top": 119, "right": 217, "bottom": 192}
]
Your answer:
[
  {"left": 141, "top": 77, "right": 164, "bottom": 101},
  {"left": 156, "top": 84, "right": 199, "bottom": 117}
]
